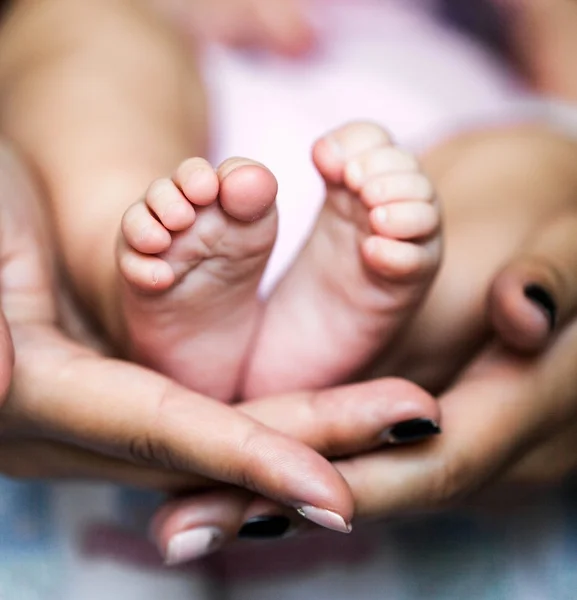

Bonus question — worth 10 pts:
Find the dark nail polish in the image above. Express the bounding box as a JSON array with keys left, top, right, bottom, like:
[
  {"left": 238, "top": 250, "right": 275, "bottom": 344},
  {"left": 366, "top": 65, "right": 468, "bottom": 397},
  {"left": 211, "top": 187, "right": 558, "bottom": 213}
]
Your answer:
[
  {"left": 524, "top": 284, "right": 557, "bottom": 330},
  {"left": 238, "top": 516, "right": 292, "bottom": 540},
  {"left": 383, "top": 418, "right": 441, "bottom": 444}
]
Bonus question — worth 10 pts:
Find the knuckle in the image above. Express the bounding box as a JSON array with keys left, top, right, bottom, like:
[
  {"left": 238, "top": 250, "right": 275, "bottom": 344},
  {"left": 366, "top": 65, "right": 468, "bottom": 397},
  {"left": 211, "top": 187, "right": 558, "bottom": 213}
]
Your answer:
[
  {"left": 127, "top": 431, "right": 178, "bottom": 471},
  {"left": 231, "top": 425, "right": 266, "bottom": 492},
  {"left": 231, "top": 424, "right": 293, "bottom": 498},
  {"left": 127, "top": 382, "right": 180, "bottom": 471},
  {"left": 127, "top": 433, "right": 163, "bottom": 467},
  {"left": 426, "top": 454, "right": 480, "bottom": 507},
  {"left": 300, "top": 389, "right": 345, "bottom": 456}
]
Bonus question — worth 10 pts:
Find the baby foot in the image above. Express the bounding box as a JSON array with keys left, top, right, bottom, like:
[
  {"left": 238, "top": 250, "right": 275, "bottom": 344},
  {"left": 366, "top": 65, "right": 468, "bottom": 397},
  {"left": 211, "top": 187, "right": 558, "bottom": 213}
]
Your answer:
[
  {"left": 244, "top": 122, "right": 442, "bottom": 396},
  {"left": 117, "top": 157, "right": 278, "bottom": 401}
]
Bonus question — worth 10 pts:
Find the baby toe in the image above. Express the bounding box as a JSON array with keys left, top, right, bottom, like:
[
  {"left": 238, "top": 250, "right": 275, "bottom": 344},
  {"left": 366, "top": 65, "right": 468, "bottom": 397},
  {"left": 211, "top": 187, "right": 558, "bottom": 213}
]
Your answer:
[
  {"left": 121, "top": 201, "right": 172, "bottom": 254},
  {"left": 118, "top": 244, "right": 175, "bottom": 292},
  {"left": 344, "top": 146, "right": 418, "bottom": 191},
  {"left": 313, "top": 122, "right": 392, "bottom": 184},
  {"left": 362, "top": 236, "right": 439, "bottom": 282},
  {"left": 370, "top": 201, "right": 440, "bottom": 240},
  {"left": 174, "top": 157, "right": 220, "bottom": 207},
  {"left": 361, "top": 172, "right": 434, "bottom": 209},
  {"left": 217, "top": 158, "right": 278, "bottom": 222},
  {"left": 146, "top": 178, "right": 196, "bottom": 232}
]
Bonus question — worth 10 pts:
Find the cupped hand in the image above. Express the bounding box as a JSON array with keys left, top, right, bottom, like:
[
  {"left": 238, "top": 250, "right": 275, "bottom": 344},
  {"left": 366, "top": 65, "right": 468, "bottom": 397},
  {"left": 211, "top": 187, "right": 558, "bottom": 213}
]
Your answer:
[
  {"left": 0, "top": 142, "right": 439, "bottom": 533},
  {"left": 150, "top": 198, "right": 577, "bottom": 562}
]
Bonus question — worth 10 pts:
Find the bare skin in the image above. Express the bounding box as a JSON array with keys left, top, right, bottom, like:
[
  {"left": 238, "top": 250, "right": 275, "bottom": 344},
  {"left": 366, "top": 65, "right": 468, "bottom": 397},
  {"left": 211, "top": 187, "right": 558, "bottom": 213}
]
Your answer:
[
  {"left": 119, "top": 157, "right": 279, "bottom": 400},
  {"left": 2, "top": 122, "right": 577, "bottom": 566},
  {"left": 118, "top": 121, "right": 441, "bottom": 399},
  {"left": 244, "top": 123, "right": 441, "bottom": 396},
  {"left": 147, "top": 123, "right": 577, "bottom": 564},
  {"left": 3, "top": 0, "right": 577, "bottom": 571},
  {"left": 368, "top": 124, "right": 577, "bottom": 393},
  {"left": 0, "top": 0, "right": 572, "bottom": 408},
  {"left": 0, "top": 137, "right": 445, "bottom": 536},
  {"left": 0, "top": 0, "right": 442, "bottom": 402}
]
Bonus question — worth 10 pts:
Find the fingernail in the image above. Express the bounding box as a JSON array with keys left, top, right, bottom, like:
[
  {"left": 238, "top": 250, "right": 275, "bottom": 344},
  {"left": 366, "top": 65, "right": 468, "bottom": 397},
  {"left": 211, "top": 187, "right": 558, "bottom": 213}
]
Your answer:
[
  {"left": 382, "top": 418, "right": 441, "bottom": 444},
  {"left": 238, "top": 515, "right": 292, "bottom": 540},
  {"left": 164, "top": 527, "right": 223, "bottom": 566},
  {"left": 524, "top": 284, "right": 557, "bottom": 330},
  {"left": 295, "top": 506, "right": 352, "bottom": 534}
]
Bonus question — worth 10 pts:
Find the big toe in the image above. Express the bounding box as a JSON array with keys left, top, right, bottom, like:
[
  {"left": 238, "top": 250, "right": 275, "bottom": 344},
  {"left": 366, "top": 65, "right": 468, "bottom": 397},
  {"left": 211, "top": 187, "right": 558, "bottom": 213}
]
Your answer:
[
  {"left": 217, "top": 158, "right": 278, "bottom": 222},
  {"left": 312, "top": 122, "right": 392, "bottom": 184}
]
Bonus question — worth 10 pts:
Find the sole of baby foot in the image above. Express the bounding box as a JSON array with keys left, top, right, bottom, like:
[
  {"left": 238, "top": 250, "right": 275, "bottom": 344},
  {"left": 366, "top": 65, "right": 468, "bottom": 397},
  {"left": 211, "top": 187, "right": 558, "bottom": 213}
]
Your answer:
[
  {"left": 244, "top": 122, "right": 442, "bottom": 397},
  {"left": 118, "top": 156, "right": 278, "bottom": 401}
]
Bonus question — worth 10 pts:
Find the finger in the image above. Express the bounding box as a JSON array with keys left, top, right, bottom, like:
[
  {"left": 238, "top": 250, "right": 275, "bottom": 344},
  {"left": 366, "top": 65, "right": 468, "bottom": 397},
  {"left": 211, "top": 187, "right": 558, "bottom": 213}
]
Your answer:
[
  {"left": 149, "top": 379, "right": 442, "bottom": 564},
  {"left": 4, "top": 326, "right": 355, "bottom": 534},
  {"left": 151, "top": 489, "right": 306, "bottom": 565},
  {"left": 0, "top": 438, "right": 194, "bottom": 490},
  {"left": 504, "top": 417, "right": 577, "bottom": 486},
  {"left": 0, "top": 143, "right": 57, "bottom": 327},
  {"left": 0, "top": 141, "right": 344, "bottom": 530},
  {"left": 489, "top": 212, "right": 577, "bottom": 353},
  {"left": 0, "top": 143, "right": 55, "bottom": 408},
  {"left": 0, "top": 378, "right": 441, "bottom": 491},
  {"left": 333, "top": 319, "right": 577, "bottom": 518},
  {"left": 240, "top": 377, "right": 441, "bottom": 457},
  {"left": 150, "top": 490, "right": 255, "bottom": 565},
  {"left": 7, "top": 323, "right": 442, "bottom": 534},
  {"left": 0, "top": 310, "right": 13, "bottom": 406}
]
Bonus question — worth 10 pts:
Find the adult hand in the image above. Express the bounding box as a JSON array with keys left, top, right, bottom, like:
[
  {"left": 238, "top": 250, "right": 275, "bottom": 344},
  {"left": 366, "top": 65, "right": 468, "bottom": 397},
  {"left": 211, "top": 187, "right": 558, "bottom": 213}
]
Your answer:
[
  {"left": 0, "top": 142, "right": 440, "bottom": 533},
  {"left": 150, "top": 205, "right": 577, "bottom": 563}
]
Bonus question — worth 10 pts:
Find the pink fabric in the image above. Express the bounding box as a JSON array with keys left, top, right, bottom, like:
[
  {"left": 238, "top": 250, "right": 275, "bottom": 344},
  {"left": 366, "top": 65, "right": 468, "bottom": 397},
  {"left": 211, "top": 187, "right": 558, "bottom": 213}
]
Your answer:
[{"left": 202, "top": 0, "right": 534, "bottom": 293}]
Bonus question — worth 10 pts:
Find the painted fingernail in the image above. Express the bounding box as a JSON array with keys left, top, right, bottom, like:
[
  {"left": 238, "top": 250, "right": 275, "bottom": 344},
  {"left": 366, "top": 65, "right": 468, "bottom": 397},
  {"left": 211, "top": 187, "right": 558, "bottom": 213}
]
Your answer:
[
  {"left": 238, "top": 515, "right": 292, "bottom": 540},
  {"left": 295, "top": 506, "right": 352, "bottom": 534},
  {"left": 382, "top": 418, "right": 441, "bottom": 444},
  {"left": 524, "top": 284, "right": 557, "bottom": 330},
  {"left": 164, "top": 527, "right": 223, "bottom": 566}
]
